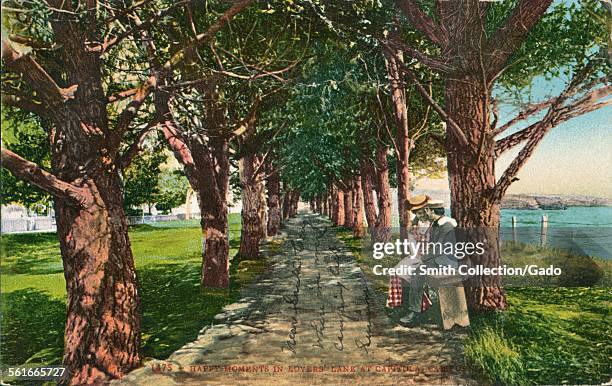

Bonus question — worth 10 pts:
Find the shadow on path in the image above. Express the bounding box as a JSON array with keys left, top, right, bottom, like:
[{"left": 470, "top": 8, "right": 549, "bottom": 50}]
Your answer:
[{"left": 118, "top": 212, "right": 477, "bottom": 385}]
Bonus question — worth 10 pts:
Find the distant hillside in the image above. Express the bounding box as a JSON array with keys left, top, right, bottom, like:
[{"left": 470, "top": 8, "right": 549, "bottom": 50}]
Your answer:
[{"left": 501, "top": 194, "right": 612, "bottom": 210}]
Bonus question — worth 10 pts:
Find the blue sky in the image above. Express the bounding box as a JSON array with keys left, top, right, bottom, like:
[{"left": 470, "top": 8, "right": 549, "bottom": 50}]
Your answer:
[{"left": 495, "top": 76, "right": 611, "bottom": 198}]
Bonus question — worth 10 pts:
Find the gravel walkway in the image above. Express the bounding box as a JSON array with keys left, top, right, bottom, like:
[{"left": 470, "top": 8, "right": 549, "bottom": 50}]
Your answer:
[{"left": 117, "top": 212, "right": 477, "bottom": 385}]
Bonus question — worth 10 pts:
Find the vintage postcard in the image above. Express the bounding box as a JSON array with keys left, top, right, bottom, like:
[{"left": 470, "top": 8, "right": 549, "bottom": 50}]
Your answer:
[{"left": 1, "top": 0, "right": 610, "bottom": 385}]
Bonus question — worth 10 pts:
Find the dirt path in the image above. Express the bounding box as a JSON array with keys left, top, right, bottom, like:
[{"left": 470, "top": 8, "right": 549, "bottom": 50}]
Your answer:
[{"left": 117, "top": 213, "right": 476, "bottom": 385}]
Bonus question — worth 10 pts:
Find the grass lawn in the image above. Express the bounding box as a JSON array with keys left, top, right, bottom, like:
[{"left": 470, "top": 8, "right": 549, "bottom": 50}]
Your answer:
[
  {"left": 338, "top": 229, "right": 612, "bottom": 385},
  {"left": 0, "top": 214, "right": 270, "bottom": 367}
]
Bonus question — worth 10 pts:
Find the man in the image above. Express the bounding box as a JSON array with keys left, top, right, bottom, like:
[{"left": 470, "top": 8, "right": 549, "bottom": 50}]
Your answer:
[{"left": 398, "top": 195, "right": 460, "bottom": 327}]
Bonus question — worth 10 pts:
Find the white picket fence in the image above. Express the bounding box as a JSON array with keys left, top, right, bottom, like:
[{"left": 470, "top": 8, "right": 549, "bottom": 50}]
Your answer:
[
  {"left": 127, "top": 213, "right": 200, "bottom": 225},
  {"left": 1, "top": 213, "right": 202, "bottom": 234},
  {"left": 1, "top": 217, "right": 57, "bottom": 233}
]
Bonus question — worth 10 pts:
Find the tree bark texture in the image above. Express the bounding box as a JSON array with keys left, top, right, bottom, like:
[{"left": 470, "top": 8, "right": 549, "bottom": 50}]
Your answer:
[
  {"left": 323, "top": 195, "right": 329, "bottom": 217},
  {"left": 352, "top": 175, "right": 365, "bottom": 238},
  {"left": 38, "top": 34, "right": 140, "bottom": 385},
  {"left": 384, "top": 47, "right": 412, "bottom": 238},
  {"left": 343, "top": 188, "right": 354, "bottom": 228},
  {"left": 282, "top": 189, "right": 292, "bottom": 221},
  {"left": 157, "top": 92, "right": 231, "bottom": 288},
  {"left": 335, "top": 189, "right": 345, "bottom": 226},
  {"left": 445, "top": 78, "right": 507, "bottom": 311},
  {"left": 374, "top": 146, "right": 392, "bottom": 242},
  {"left": 361, "top": 158, "right": 378, "bottom": 230},
  {"left": 56, "top": 165, "right": 140, "bottom": 385},
  {"left": 238, "top": 153, "right": 265, "bottom": 259},
  {"left": 266, "top": 170, "right": 281, "bottom": 236}
]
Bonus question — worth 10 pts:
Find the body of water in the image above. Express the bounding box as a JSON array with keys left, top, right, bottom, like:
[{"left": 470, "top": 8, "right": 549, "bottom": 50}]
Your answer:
[
  {"left": 500, "top": 206, "right": 612, "bottom": 259},
  {"left": 501, "top": 206, "right": 612, "bottom": 228},
  {"left": 391, "top": 190, "right": 611, "bottom": 258}
]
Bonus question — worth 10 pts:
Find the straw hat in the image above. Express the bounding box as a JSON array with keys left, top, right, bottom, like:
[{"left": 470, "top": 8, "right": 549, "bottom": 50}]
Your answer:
[{"left": 406, "top": 195, "right": 444, "bottom": 210}]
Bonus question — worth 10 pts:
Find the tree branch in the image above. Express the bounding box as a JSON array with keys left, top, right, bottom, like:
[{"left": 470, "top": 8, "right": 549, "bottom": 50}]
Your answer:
[
  {"left": 162, "top": 0, "right": 254, "bottom": 72},
  {"left": 394, "top": 0, "right": 448, "bottom": 48},
  {"left": 230, "top": 97, "right": 261, "bottom": 140},
  {"left": 107, "top": 87, "right": 140, "bottom": 103},
  {"left": 111, "top": 77, "right": 157, "bottom": 147},
  {"left": 157, "top": 106, "right": 195, "bottom": 169},
  {"left": 1, "top": 148, "right": 89, "bottom": 206},
  {"left": 380, "top": 38, "right": 454, "bottom": 74},
  {"left": 109, "top": 0, "right": 253, "bottom": 148},
  {"left": 389, "top": 48, "right": 470, "bottom": 147},
  {"left": 486, "top": 0, "right": 553, "bottom": 78},
  {"left": 493, "top": 77, "right": 611, "bottom": 200},
  {"left": 494, "top": 121, "right": 539, "bottom": 156},
  {"left": 98, "top": 0, "right": 192, "bottom": 54},
  {"left": 1, "top": 94, "right": 45, "bottom": 115},
  {"left": 118, "top": 122, "right": 158, "bottom": 169},
  {"left": 2, "top": 39, "right": 77, "bottom": 108},
  {"left": 492, "top": 74, "right": 608, "bottom": 137},
  {"left": 491, "top": 99, "right": 552, "bottom": 137},
  {"left": 495, "top": 74, "right": 611, "bottom": 156}
]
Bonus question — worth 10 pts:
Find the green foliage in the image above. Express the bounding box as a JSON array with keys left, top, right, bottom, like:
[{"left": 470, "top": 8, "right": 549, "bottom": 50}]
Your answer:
[
  {"left": 123, "top": 150, "right": 190, "bottom": 214},
  {"left": 494, "top": 0, "right": 609, "bottom": 100},
  {"left": 123, "top": 151, "right": 167, "bottom": 212},
  {"left": 557, "top": 254, "right": 604, "bottom": 287},
  {"left": 464, "top": 327, "right": 525, "bottom": 385},
  {"left": 0, "top": 109, "right": 51, "bottom": 209},
  {"left": 154, "top": 170, "right": 190, "bottom": 214},
  {"left": 468, "top": 287, "right": 612, "bottom": 385}
]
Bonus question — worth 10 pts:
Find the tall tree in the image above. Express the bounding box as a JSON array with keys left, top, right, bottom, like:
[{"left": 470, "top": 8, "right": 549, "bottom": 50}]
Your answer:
[
  {"left": 1, "top": 0, "right": 253, "bottom": 381},
  {"left": 386, "top": 0, "right": 611, "bottom": 310},
  {"left": 1, "top": 4, "right": 151, "bottom": 383},
  {"left": 146, "top": 0, "right": 306, "bottom": 284}
]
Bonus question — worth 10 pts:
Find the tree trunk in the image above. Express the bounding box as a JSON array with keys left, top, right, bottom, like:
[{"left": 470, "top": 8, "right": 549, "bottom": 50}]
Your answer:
[
  {"left": 198, "top": 138, "right": 230, "bottom": 289},
  {"left": 238, "top": 153, "right": 265, "bottom": 259},
  {"left": 266, "top": 170, "right": 281, "bottom": 236},
  {"left": 343, "top": 188, "right": 354, "bottom": 228},
  {"left": 310, "top": 200, "right": 316, "bottom": 212},
  {"left": 282, "top": 189, "right": 292, "bottom": 221},
  {"left": 353, "top": 175, "right": 365, "bottom": 238},
  {"left": 289, "top": 190, "right": 300, "bottom": 217},
  {"left": 323, "top": 195, "right": 329, "bottom": 217},
  {"left": 396, "top": 130, "right": 411, "bottom": 239},
  {"left": 41, "top": 42, "right": 142, "bottom": 382},
  {"left": 445, "top": 78, "right": 507, "bottom": 311},
  {"left": 46, "top": 96, "right": 141, "bottom": 383},
  {"left": 335, "top": 189, "right": 345, "bottom": 226},
  {"left": 384, "top": 47, "right": 412, "bottom": 238},
  {"left": 159, "top": 100, "right": 231, "bottom": 289},
  {"left": 198, "top": 192, "right": 230, "bottom": 288},
  {"left": 258, "top": 174, "right": 267, "bottom": 240},
  {"left": 361, "top": 158, "right": 378, "bottom": 230},
  {"left": 330, "top": 187, "right": 337, "bottom": 224},
  {"left": 56, "top": 174, "right": 140, "bottom": 384},
  {"left": 375, "top": 145, "right": 392, "bottom": 242}
]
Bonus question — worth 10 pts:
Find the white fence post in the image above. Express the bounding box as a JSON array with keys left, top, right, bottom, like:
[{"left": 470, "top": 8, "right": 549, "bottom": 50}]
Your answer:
[{"left": 540, "top": 215, "right": 548, "bottom": 246}]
